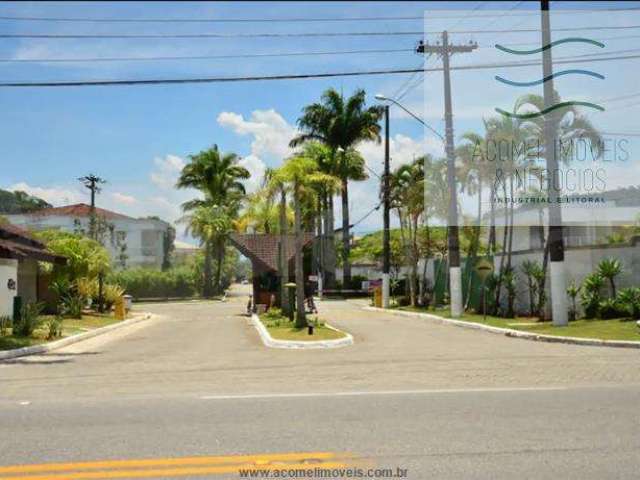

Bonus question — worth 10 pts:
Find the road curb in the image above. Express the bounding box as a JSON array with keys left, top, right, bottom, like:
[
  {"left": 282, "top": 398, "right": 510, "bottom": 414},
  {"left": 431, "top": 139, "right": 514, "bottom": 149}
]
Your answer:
[
  {"left": 363, "top": 306, "right": 640, "bottom": 349},
  {"left": 0, "top": 312, "right": 155, "bottom": 361},
  {"left": 251, "top": 313, "right": 353, "bottom": 349}
]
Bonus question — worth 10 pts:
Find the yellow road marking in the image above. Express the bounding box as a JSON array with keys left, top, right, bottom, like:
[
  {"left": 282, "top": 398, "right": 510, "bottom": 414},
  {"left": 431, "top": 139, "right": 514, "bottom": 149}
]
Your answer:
[
  {"left": 0, "top": 461, "right": 350, "bottom": 480},
  {"left": 0, "top": 452, "right": 351, "bottom": 478}
]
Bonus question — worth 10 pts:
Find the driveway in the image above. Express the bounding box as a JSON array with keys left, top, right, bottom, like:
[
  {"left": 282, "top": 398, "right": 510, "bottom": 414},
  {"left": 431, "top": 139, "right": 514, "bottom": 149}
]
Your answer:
[
  {"left": 1, "top": 286, "right": 640, "bottom": 478},
  {"left": 2, "top": 286, "right": 640, "bottom": 401}
]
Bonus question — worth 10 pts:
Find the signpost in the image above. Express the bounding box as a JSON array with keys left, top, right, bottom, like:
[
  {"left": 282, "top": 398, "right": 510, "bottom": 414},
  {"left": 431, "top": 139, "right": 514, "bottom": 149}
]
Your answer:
[{"left": 475, "top": 259, "right": 494, "bottom": 322}]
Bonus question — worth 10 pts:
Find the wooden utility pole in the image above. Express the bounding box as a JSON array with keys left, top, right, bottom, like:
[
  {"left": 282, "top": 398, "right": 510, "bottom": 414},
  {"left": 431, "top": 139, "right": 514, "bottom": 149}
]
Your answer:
[
  {"left": 78, "top": 173, "right": 106, "bottom": 311},
  {"left": 417, "top": 33, "right": 477, "bottom": 318}
]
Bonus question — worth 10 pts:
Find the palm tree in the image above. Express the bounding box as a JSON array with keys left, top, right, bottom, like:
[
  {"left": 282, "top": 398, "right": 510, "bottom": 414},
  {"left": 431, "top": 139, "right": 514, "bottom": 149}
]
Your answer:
[
  {"left": 290, "top": 88, "right": 383, "bottom": 288},
  {"left": 597, "top": 258, "right": 623, "bottom": 298},
  {"left": 275, "top": 154, "right": 338, "bottom": 327},
  {"left": 514, "top": 92, "right": 603, "bottom": 324},
  {"left": 181, "top": 205, "right": 232, "bottom": 297},
  {"left": 177, "top": 145, "right": 249, "bottom": 295}
]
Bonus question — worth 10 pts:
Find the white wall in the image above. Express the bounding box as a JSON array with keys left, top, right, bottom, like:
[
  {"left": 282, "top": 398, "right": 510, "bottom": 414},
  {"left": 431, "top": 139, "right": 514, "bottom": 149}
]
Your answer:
[{"left": 0, "top": 258, "right": 18, "bottom": 318}]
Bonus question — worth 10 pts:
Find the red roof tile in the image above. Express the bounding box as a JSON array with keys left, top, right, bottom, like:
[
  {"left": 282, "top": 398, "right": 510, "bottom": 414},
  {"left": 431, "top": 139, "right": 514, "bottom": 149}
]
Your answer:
[
  {"left": 23, "top": 203, "right": 133, "bottom": 220},
  {"left": 229, "top": 233, "right": 315, "bottom": 272},
  {"left": 0, "top": 224, "right": 66, "bottom": 264}
]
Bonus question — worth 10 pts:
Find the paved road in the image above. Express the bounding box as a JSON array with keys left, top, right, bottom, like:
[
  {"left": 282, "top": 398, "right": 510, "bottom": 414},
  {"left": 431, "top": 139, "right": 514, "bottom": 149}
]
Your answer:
[{"left": 1, "top": 285, "right": 640, "bottom": 479}]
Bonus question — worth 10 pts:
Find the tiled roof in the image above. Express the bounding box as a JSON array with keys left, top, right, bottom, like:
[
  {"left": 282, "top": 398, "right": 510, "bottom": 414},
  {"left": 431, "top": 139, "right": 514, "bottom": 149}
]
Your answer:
[
  {"left": 229, "top": 233, "right": 315, "bottom": 272},
  {"left": 0, "top": 224, "right": 66, "bottom": 264},
  {"left": 23, "top": 203, "right": 133, "bottom": 220}
]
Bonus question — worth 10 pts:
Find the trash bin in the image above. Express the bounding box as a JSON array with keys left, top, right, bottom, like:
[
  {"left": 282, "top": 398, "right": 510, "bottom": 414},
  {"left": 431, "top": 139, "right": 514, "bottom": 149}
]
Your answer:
[
  {"left": 12, "top": 296, "right": 22, "bottom": 323},
  {"left": 123, "top": 294, "right": 133, "bottom": 312}
]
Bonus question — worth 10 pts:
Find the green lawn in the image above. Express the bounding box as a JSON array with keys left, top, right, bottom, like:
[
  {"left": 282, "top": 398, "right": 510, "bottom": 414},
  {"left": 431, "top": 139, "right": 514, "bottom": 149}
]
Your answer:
[
  {"left": 0, "top": 313, "right": 125, "bottom": 351},
  {"left": 260, "top": 315, "right": 348, "bottom": 341},
  {"left": 396, "top": 305, "right": 640, "bottom": 342}
]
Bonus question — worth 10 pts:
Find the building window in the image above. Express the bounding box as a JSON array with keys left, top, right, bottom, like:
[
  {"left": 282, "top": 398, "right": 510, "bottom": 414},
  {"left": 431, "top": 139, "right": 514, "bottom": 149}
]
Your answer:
[{"left": 141, "top": 230, "right": 160, "bottom": 257}]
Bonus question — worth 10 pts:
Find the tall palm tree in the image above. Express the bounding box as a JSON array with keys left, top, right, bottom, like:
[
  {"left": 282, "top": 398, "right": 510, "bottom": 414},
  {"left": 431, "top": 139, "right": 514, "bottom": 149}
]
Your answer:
[
  {"left": 177, "top": 145, "right": 250, "bottom": 295},
  {"left": 513, "top": 92, "right": 603, "bottom": 321},
  {"left": 290, "top": 88, "right": 383, "bottom": 288},
  {"left": 177, "top": 145, "right": 250, "bottom": 210},
  {"left": 275, "top": 154, "right": 338, "bottom": 327}
]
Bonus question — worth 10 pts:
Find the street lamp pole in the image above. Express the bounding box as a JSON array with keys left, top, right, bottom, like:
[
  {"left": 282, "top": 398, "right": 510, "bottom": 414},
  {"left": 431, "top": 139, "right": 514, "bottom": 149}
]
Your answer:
[{"left": 375, "top": 94, "right": 444, "bottom": 309}]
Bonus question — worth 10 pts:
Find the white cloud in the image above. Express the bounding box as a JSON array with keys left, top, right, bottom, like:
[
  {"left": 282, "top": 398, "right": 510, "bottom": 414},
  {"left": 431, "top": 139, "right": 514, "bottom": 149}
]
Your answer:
[
  {"left": 218, "top": 109, "right": 297, "bottom": 193},
  {"left": 357, "top": 133, "right": 444, "bottom": 172},
  {"left": 150, "top": 154, "right": 185, "bottom": 190},
  {"left": 111, "top": 192, "right": 137, "bottom": 205},
  {"left": 238, "top": 154, "right": 266, "bottom": 194},
  {"left": 217, "top": 109, "right": 296, "bottom": 161},
  {"left": 6, "top": 182, "right": 84, "bottom": 206}
]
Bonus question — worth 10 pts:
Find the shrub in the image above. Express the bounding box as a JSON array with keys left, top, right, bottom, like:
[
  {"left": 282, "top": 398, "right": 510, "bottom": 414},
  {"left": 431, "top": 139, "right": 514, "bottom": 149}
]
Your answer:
[
  {"left": 46, "top": 315, "right": 63, "bottom": 340},
  {"left": 264, "top": 307, "right": 283, "bottom": 320},
  {"left": 581, "top": 273, "right": 604, "bottom": 318},
  {"left": 103, "top": 284, "right": 125, "bottom": 310},
  {"left": 0, "top": 315, "right": 11, "bottom": 336},
  {"left": 60, "top": 294, "right": 84, "bottom": 319},
  {"left": 598, "top": 298, "right": 626, "bottom": 320},
  {"left": 597, "top": 258, "right": 623, "bottom": 298},
  {"left": 109, "top": 267, "right": 197, "bottom": 299},
  {"left": 567, "top": 281, "right": 581, "bottom": 321},
  {"left": 14, "top": 302, "right": 44, "bottom": 337},
  {"left": 617, "top": 287, "right": 640, "bottom": 319},
  {"left": 397, "top": 296, "right": 411, "bottom": 307},
  {"left": 76, "top": 277, "right": 98, "bottom": 304}
]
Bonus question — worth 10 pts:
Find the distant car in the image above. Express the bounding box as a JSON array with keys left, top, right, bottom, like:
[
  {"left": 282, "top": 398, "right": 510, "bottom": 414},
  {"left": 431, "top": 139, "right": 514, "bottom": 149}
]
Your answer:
[{"left": 241, "top": 279, "right": 249, "bottom": 285}]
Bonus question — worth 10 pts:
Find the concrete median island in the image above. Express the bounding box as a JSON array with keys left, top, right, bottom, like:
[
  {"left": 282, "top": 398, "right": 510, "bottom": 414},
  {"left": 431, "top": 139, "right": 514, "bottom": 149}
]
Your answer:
[{"left": 251, "top": 310, "right": 353, "bottom": 349}]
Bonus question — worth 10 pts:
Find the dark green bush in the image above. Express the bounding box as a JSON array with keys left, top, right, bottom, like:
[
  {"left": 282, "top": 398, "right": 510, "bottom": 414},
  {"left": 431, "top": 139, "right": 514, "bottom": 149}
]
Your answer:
[
  {"left": 616, "top": 288, "right": 640, "bottom": 319},
  {"left": 598, "top": 298, "right": 626, "bottom": 319},
  {"left": 397, "top": 296, "right": 411, "bottom": 307},
  {"left": 109, "top": 267, "right": 197, "bottom": 299},
  {"left": 14, "top": 302, "right": 44, "bottom": 337}
]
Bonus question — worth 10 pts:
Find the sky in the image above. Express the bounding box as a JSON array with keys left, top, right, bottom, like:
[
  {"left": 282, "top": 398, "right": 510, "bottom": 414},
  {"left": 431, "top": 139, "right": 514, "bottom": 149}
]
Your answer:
[{"left": 1, "top": 1, "right": 639, "bottom": 242}]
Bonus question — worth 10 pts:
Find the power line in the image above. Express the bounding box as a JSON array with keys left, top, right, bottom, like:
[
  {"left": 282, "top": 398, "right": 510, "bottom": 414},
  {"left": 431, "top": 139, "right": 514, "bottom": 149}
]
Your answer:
[
  {"left": 5, "top": 24, "right": 640, "bottom": 40},
  {"left": 4, "top": 44, "right": 638, "bottom": 65},
  {"left": 1, "top": 51, "right": 638, "bottom": 88},
  {"left": 0, "top": 47, "right": 413, "bottom": 63},
  {"left": 0, "top": 7, "right": 637, "bottom": 23}
]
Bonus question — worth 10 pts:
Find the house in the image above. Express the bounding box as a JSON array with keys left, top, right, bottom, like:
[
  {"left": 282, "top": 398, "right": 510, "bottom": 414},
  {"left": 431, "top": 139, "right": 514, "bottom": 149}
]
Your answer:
[
  {"left": 0, "top": 223, "right": 65, "bottom": 317},
  {"left": 173, "top": 240, "right": 201, "bottom": 265},
  {"left": 5, "top": 204, "right": 172, "bottom": 269}
]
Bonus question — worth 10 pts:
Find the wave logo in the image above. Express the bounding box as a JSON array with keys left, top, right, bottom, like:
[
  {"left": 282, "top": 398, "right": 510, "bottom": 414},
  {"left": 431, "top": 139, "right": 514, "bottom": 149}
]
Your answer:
[{"left": 494, "top": 37, "right": 605, "bottom": 119}]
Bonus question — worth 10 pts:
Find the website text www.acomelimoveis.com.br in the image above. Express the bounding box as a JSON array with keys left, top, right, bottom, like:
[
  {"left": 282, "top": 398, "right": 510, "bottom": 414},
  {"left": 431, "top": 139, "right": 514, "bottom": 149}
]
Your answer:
[{"left": 239, "top": 466, "right": 408, "bottom": 478}]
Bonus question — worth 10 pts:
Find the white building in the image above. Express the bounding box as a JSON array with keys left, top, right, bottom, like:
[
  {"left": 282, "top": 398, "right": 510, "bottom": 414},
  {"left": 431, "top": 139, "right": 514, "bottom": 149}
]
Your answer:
[{"left": 5, "top": 203, "right": 171, "bottom": 269}]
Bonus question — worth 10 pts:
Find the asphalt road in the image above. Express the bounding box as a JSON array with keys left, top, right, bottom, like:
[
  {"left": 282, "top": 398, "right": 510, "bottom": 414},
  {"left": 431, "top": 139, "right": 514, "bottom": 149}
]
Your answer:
[{"left": 1, "top": 285, "right": 640, "bottom": 479}]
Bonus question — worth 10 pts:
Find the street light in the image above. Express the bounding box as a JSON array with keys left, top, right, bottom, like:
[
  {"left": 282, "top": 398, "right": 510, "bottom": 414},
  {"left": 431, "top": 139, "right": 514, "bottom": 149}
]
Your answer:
[
  {"left": 374, "top": 94, "right": 444, "bottom": 142},
  {"left": 375, "top": 94, "right": 449, "bottom": 311}
]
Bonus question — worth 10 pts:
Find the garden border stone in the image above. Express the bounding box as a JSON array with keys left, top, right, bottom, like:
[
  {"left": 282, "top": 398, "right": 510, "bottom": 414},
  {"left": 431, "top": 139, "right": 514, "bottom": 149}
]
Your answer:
[
  {"left": 363, "top": 306, "right": 640, "bottom": 349},
  {"left": 251, "top": 313, "right": 353, "bottom": 349},
  {"left": 0, "top": 312, "right": 155, "bottom": 361}
]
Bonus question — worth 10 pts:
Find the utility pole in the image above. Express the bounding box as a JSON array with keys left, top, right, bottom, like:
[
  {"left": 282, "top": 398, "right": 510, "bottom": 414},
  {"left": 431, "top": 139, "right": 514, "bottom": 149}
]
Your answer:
[
  {"left": 417, "top": 32, "right": 477, "bottom": 318},
  {"left": 78, "top": 173, "right": 106, "bottom": 312},
  {"left": 382, "top": 104, "right": 391, "bottom": 308},
  {"left": 78, "top": 173, "right": 106, "bottom": 211},
  {"left": 540, "top": 0, "right": 567, "bottom": 326}
]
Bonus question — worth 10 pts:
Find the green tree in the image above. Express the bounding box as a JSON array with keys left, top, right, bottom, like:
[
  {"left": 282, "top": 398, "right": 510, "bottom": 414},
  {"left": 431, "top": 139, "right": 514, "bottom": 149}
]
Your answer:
[
  {"left": 177, "top": 145, "right": 249, "bottom": 296},
  {"left": 290, "top": 88, "right": 383, "bottom": 288},
  {"left": 275, "top": 154, "right": 338, "bottom": 327}
]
